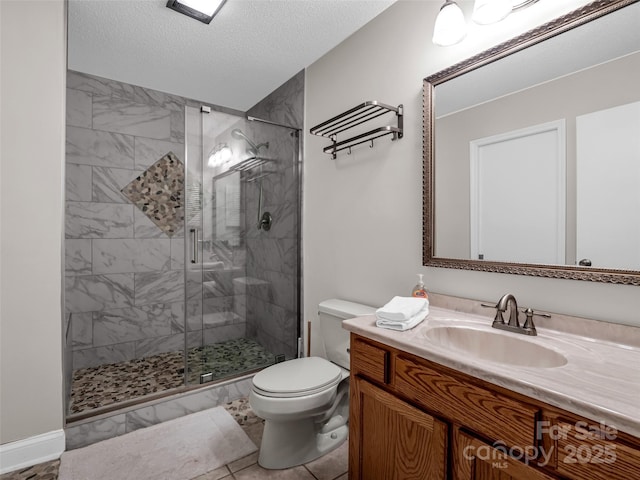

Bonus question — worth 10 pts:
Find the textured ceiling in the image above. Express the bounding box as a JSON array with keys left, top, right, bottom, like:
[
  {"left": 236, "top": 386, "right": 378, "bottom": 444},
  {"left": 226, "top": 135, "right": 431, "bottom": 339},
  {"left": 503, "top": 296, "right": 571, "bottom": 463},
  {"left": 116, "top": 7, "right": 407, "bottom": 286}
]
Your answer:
[{"left": 68, "top": 0, "right": 395, "bottom": 111}]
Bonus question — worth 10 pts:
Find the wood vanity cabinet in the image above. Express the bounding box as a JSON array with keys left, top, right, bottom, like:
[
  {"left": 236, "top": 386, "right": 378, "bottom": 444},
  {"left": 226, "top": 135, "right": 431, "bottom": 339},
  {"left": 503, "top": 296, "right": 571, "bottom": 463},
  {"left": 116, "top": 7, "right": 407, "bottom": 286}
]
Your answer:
[
  {"left": 350, "top": 376, "right": 448, "bottom": 479},
  {"left": 348, "top": 334, "right": 640, "bottom": 480},
  {"left": 452, "top": 428, "right": 556, "bottom": 480}
]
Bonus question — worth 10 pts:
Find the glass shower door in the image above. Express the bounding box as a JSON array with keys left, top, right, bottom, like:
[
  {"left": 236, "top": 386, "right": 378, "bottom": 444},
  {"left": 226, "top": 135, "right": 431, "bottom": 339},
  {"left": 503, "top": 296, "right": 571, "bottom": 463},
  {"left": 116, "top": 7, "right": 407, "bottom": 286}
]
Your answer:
[
  {"left": 184, "top": 105, "right": 300, "bottom": 386},
  {"left": 184, "top": 106, "right": 205, "bottom": 384}
]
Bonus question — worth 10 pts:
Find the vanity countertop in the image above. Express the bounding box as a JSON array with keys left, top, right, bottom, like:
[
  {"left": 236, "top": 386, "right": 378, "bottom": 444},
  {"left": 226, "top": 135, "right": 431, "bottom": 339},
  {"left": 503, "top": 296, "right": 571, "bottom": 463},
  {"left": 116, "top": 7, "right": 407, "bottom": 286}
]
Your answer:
[{"left": 342, "top": 306, "right": 640, "bottom": 438}]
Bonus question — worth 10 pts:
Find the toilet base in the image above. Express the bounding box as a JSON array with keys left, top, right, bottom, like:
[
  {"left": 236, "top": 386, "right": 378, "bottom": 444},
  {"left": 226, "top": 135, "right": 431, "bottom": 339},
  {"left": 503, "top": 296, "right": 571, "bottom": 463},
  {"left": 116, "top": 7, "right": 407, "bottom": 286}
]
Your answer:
[{"left": 258, "top": 415, "right": 348, "bottom": 469}]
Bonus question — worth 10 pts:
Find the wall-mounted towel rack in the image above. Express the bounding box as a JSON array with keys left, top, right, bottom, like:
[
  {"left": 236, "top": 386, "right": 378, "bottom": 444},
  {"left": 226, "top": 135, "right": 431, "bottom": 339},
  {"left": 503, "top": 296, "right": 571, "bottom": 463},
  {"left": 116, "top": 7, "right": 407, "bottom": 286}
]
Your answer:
[{"left": 310, "top": 101, "right": 403, "bottom": 159}]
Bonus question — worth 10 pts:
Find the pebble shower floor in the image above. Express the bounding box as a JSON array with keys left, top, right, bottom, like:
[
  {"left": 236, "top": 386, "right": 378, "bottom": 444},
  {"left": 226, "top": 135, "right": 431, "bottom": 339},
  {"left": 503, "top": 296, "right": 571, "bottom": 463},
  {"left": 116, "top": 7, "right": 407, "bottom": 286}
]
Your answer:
[{"left": 69, "top": 338, "right": 276, "bottom": 414}]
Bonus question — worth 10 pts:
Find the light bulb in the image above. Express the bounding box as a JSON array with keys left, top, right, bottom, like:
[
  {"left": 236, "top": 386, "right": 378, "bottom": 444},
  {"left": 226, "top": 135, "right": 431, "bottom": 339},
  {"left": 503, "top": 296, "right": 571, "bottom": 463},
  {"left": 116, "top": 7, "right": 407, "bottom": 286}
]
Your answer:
[
  {"left": 432, "top": 1, "right": 467, "bottom": 47},
  {"left": 208, "top": 144, "right": 232, "bottom": 167},
  {"left": 472, "top": 0, "right": 512, "bottom": 25}
]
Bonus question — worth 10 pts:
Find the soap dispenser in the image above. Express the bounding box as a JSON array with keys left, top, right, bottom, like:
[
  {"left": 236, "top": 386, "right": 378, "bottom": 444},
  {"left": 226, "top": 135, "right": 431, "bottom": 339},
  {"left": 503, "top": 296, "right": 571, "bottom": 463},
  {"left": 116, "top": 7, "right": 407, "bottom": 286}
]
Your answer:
[{"left": 411, "top": 274, "right": 428, "bottom": 299}]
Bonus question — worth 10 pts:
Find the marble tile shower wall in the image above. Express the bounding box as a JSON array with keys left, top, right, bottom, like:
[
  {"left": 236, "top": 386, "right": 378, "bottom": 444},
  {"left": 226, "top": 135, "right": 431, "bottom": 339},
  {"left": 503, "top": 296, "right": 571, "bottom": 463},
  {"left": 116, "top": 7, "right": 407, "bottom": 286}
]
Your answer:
[
  {"left": 244, "top": 71, "right": 304, "bottom": 359},
  {"left": 65, "top": 71, "right": 198, "bottom": 371}
]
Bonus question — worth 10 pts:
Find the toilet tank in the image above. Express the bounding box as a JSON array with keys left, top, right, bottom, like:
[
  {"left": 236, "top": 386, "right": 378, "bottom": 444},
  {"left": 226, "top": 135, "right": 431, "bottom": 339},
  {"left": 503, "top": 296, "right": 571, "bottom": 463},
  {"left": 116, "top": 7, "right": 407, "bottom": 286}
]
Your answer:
[{"left": 318, "top": 299, "right": 376, "bottom": 370}]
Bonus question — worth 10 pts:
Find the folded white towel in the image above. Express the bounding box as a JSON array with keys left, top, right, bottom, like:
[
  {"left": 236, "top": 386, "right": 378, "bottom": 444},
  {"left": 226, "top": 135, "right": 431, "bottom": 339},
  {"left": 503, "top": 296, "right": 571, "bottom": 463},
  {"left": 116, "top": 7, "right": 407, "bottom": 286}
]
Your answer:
[
  {"left": 376, "top": 296, "right": 428, "bottom": 322},
  {"left": 376, "top": 303, "right": 429, "bottom": 331}
]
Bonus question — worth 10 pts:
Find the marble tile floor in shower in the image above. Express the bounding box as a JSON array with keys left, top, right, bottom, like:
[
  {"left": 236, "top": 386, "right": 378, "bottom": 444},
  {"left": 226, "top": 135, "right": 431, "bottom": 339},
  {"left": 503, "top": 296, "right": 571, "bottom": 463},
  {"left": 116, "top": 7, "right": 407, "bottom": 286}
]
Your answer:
[
  {"left": 70, "top": 338, "right": 276, "bottom": 414},
  {"left": 1, "top": 398, "right": 349, "bottom": 480}
]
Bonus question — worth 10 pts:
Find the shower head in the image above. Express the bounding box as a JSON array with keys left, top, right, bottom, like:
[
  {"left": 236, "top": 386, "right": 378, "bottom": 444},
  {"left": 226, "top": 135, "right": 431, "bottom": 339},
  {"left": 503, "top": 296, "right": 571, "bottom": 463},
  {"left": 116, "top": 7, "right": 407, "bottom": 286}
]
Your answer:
[
  {"left": 231, "top": 128, "right": 268, "bottom": 155},
  {"left": 231, "top": 128, "right": 255, "bottom": 148}
]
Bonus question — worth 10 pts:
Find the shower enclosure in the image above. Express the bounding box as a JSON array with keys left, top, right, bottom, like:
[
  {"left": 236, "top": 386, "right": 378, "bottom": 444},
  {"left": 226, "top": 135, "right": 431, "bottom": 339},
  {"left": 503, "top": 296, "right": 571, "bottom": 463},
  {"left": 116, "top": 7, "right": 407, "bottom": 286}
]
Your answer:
[
  {"left": 65, "top": 71, "right": 301, "bottom": 420},
  {"left": 183, "top": 106, "right": 301, "bottom": 386}
]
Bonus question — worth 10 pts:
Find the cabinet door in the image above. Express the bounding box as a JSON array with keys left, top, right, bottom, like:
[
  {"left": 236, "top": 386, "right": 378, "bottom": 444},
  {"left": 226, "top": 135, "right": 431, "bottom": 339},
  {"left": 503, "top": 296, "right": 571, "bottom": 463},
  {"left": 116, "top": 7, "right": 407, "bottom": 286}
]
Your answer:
[
  {"left": 453, "top": 429, "right": 557, "bottom": 480},
  {"left": 349, "top": 376, "right": 447, "bottom": 480},
  {"left": 553, "top": 420, "right": 640, "bottom": 480}
]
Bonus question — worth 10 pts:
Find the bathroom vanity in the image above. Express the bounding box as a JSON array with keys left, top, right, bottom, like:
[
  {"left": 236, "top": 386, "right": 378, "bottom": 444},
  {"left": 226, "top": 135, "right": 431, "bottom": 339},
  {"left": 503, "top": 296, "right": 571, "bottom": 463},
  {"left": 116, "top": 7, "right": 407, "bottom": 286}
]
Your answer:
[{"left": 344, "top": 300, "right": 640, "bottom": 480}]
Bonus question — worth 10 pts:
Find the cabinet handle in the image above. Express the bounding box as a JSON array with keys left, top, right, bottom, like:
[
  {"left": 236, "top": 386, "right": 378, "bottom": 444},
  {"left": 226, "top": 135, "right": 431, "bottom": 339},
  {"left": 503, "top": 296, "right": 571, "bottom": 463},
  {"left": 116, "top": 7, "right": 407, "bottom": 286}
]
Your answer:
[{"left": 383, "top": 351, "right": 390, "bottom": 384}]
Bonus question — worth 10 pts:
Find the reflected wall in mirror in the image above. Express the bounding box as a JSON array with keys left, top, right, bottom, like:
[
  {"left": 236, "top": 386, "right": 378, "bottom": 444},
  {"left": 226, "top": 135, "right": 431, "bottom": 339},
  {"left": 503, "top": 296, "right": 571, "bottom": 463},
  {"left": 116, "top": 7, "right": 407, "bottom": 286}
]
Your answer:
[{"left": 423, "top": 0, "right": 640, "bottom": 285}]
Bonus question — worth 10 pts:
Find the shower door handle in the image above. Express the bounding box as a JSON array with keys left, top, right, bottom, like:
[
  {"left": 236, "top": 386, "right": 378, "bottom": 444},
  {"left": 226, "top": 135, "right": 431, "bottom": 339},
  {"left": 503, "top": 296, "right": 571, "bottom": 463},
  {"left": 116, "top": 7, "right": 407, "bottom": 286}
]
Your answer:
[{"left": 190, "top": 228, "right": 198, "bottom": 264}]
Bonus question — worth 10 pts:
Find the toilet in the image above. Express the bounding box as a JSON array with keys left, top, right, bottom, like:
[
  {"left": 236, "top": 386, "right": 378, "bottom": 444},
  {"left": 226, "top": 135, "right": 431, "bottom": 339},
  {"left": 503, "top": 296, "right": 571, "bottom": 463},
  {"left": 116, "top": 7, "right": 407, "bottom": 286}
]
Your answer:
[{"left": 249, "top": 299, "right": 376, "bottom": 469}]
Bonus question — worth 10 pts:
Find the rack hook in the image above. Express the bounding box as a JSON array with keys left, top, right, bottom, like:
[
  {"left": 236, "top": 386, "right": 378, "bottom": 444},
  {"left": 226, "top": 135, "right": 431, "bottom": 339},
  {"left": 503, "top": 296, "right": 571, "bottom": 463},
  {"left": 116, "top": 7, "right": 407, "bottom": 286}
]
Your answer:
[
  {"left": 370, "top": 139, "right": 374, "bottom": 148},
  {"left": 347, "top": 146, "right": 352, "bottom": 155}
]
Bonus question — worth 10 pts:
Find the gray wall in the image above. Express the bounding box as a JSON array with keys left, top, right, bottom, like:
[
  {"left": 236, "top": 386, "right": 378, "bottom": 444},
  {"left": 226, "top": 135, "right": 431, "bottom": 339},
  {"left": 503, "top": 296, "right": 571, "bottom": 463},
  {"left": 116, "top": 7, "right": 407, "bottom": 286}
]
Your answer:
[
  {"left": 247, "top": 70, "right": 304, "bottom": 128},
  {"left": 245, "top": 71, "right": 304, "bottom": 358},
  {"left": 65, "top": 71, "right": 189, "bottom": 374}
]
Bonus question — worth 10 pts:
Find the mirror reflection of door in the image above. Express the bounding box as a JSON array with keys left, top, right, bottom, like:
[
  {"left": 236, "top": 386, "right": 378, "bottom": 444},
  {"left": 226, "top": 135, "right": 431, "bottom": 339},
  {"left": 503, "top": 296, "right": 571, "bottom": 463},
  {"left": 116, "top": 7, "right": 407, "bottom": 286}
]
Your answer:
[
  {"left": 470, "top": 120, "right": 566, "bottom": 264},
  {"left": 576, "top": 101, "right": 640, "bottom": 270}
]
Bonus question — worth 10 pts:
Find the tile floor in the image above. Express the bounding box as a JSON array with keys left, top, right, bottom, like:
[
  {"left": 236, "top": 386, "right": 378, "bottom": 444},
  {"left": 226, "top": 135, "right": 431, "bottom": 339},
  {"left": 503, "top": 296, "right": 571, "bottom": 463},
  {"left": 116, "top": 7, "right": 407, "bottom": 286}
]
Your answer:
[{"left": 0, "top": 398, "right": 348, "bottom": 480}]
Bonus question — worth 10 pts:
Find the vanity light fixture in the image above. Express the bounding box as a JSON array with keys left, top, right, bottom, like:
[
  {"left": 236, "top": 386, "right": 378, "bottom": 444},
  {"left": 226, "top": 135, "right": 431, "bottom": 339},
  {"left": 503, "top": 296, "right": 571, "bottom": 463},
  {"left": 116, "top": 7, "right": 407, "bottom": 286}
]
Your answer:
[
  {"left": 432, "top": 1, "right": 467, "bottom": 47},
  {"left": 166, "top": 0, "right": 227, "bottom": 24},
  {"left": 472, "top": 0, "right": 512, "bottom": 25},
  {"left": 433, "top": 0, "right": 541, "bottom": 46}
]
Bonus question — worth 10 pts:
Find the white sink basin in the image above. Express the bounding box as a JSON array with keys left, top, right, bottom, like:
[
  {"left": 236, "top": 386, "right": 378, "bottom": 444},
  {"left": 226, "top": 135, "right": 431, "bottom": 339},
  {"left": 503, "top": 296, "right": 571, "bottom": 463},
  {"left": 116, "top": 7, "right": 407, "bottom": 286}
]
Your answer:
[{"left": 424, "top": 326, "right": 568, "bottom": 368}]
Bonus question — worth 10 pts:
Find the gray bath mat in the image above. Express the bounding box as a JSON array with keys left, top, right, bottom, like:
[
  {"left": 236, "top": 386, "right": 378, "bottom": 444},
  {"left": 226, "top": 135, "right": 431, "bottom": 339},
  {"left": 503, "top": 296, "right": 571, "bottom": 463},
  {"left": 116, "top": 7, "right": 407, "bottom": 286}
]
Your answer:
[{"left": 58, "top": 406, "right": 256, "bottom": 480}]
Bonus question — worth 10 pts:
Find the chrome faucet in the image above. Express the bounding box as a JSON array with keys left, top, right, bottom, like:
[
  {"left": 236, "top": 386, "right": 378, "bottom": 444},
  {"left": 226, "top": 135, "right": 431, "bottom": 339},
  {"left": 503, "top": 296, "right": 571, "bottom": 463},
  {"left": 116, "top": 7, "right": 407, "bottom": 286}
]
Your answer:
[{"left": 482, "top": 294, "right": 548, "bottom": 336}]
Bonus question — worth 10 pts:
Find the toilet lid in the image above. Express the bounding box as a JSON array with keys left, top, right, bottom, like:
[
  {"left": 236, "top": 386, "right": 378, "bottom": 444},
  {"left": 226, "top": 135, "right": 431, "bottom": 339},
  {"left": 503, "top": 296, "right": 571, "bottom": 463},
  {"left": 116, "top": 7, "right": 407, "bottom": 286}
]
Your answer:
[{"left": 252, "top": 357, "right": 342, "bottom": 398}]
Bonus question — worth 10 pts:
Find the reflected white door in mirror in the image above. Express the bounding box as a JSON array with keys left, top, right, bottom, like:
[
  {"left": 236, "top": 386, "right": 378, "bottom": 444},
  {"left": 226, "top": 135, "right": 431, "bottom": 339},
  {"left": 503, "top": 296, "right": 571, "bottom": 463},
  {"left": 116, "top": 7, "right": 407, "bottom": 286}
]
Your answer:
[
  {"left": 576, "top": 101, "right": 640, "bottom": 271},
  {"left": 469, "top": 120, "right": 566, "bottom": 265}
]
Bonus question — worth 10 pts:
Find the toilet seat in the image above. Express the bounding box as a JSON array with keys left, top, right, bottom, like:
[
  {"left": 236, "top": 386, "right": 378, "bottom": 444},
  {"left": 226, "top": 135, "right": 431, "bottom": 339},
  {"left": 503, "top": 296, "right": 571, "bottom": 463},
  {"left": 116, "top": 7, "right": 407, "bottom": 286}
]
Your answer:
[{"left": 252, "top": 357, "right": 342, "bottom": 398}]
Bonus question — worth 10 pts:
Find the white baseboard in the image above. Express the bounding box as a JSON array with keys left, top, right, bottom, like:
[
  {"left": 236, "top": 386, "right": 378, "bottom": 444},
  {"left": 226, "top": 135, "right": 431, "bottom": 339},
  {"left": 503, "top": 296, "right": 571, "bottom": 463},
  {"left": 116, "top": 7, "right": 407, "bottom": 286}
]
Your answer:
[{"left": 0, "top": 429, "right": 65, "bottom": 475}]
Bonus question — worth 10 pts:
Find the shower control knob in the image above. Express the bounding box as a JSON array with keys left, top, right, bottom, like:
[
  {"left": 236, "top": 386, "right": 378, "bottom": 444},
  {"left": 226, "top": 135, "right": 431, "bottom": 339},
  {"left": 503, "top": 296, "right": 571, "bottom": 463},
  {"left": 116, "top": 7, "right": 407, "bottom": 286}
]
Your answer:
[{"left": 258, "top": 211, "right": 273, "bottom": 231}]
